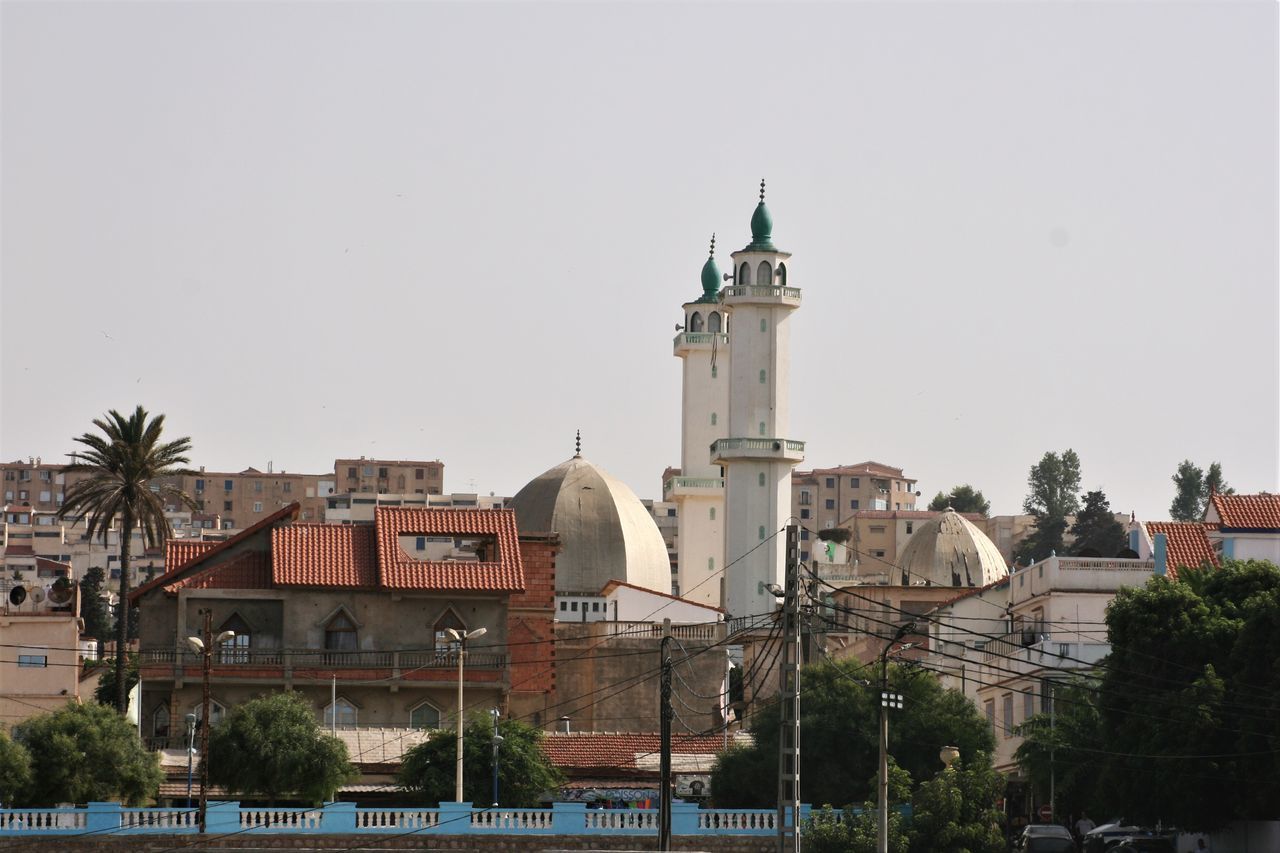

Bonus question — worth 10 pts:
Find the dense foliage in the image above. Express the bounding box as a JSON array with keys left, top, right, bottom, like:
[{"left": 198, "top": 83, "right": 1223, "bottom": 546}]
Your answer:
[
  {"left": 1015, "top": 449, "right": 1082, "bottom": 564},
  {"left": 712, "top": 660, "right": 994, "bottom": 809},
  {"left": 206, "top": 691, "right": 356, "bottom": 805},
  {"left": 0, "top": 731, "right": 32, "bottom": 806},
  {"left": 906, "top": 756, "right": 1005, "bottom": 853},
  {"left": 1170, "top": 460, "right": 1233, "bottom": 521},
  {"left": 927, "top": 485, "right": 991, "bottom": 517},
  {"left": 93, "top": 652, "right": 139, "bottom": 707},
  {"left": 397, "top": 714, "right": 563, "bottom": 807},
  {"left": 1015, "top": 560, "right": 1280, "bottom": 831},
  {"left": 1068, "top": 489, "right": 1127, "bottom": 556},
  {"left": 56, "top": 406, "right": 195, "bottom": 712},
  {"left": 10, "top": 702, "right": 162, "bottom": 805}
]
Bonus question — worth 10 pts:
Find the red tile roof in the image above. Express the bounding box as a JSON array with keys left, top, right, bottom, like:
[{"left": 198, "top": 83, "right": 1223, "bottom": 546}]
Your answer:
[
  {"left": 271, "top": 525, "right": 379, "bottom": 588},
  {"left": 1208, "top": 493, "right": 1280, "bottom": 530},
  {"left": 167, "top": 550, "right": 273, "bottom": 592},
  {"left": 1146, "top": 522, "right": 1218, "bottom": 580},
  {"left": 375, "top": 507, "right": 524, "bottom": 592},
  {"left": 541, "top": 732, "right": 743, "bottom": 772},
  {"left": 165, "top": 540, "right": 218, "bottom": 572}
]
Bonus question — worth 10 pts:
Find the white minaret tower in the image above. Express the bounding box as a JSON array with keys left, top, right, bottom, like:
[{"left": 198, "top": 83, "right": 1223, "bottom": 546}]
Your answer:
[
  {"left": 670, "top": 235, "right": 729, "bottom": 607},
  {"left": 715, "top": 181, "right": 804, "bottom": 619}
]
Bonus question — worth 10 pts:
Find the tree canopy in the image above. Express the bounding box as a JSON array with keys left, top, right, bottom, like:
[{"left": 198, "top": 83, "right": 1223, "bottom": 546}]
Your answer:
[
  {"left": 1170, "top": 460, "right": 1233, "bottom": 521},
  {"left": 710, "top": 659, "right": 994, "bottom": 809},
  {"left": 206, "top": 691, "right": 356, "bottom": 805},
  {"left": 0, "top": 731, "right": 32, "bottom": 806},
  {"left": 398, "top": 714, "right": 563, "bottom": 807},
  {"left": 10, "top": 702, "right": 162, "bottom": 806},
  {"left": 927, "top": 485, "right": 991, "bottom": 517},
  {"left": 1068, "top": 489, "right": 1127, "bottom": 557},
  {"left": 1015, "top": 560, "right": 1280, "bottom": 831},
  {"left": 907, "top": 756, "right": 1005, "bottom": 853},
  {"left": 1015, "top": 449, "right": 1081, "bottom": 564},
  {"left": 56, "top": 406, "right": 195, "bottom": 712},
  {"left": 94, "top": 652, "right": 139, "bottom": 707},
  {"left": 78, "top": 566, "right": 113, "bottom": 650}
]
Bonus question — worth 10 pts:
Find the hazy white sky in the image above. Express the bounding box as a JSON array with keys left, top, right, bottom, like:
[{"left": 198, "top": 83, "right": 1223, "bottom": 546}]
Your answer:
[{"left": 2, "top": 1, "right": 1276, "bottom": 520}]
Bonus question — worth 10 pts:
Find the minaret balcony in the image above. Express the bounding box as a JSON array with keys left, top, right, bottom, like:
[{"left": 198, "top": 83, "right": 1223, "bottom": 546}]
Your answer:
[
  {"left": 673, "top": 331, "right": 729, "bottom": 355},
  {"left": 711, "top": 438, "right": 806, "bottom": 465},
  {"left": 720, "top": 285, "right": 802, "bottom": 307},
  {"left": 663, "top": 476, "right": 726, "bottom": 498}
]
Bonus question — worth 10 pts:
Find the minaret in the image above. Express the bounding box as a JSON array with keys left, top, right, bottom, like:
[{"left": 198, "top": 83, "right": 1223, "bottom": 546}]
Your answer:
[
  {"left": 670, "top": 235, "right": 729, "bottom": 606},
  {"left": 715, "top": 181, "right": 804, "bottom": 619}
]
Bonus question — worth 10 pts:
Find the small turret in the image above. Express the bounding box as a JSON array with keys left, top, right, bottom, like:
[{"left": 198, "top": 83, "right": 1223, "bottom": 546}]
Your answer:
[
  {"left": 699, "top": 234, "right": 721, "bottom": 302},
  {"left": 745, "top": 179, "right": 776, "bottom": 252}
]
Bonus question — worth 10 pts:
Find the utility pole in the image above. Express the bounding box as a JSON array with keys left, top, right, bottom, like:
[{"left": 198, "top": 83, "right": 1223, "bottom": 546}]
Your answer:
[
  {"left": 775, "top": 524, "right": 801, "bottom": 853},
  {"left": 878, "top": 622, "right": 912, "bottom": 853},
  {"left": 198, "top": 610, "right": 212, "bottom": 834},
  {"left": 659, "top": 618, "right": 673, "bottom": 852}
]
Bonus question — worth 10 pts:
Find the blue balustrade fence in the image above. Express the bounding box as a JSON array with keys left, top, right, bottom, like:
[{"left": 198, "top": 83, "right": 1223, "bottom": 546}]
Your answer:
[{"left": 0, "top": 801, "right": 812, "bottom": 838}]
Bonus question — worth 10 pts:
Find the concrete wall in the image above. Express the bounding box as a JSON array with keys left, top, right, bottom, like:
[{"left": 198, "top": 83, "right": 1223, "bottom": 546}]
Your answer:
[{"left": 24, "top": 834, "right": 775, "bottom": 851}]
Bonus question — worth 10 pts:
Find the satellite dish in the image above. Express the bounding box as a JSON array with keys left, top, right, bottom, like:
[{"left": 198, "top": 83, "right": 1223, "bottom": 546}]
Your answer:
[
  {"left": 47, "top": 579, "right": 74, "bottom": 606},
  {"left": 8, "top": 585, "right": 27, "bottom": 606},
  {"left": 30, "top": 586, "right": 46, "bottom": 604}
]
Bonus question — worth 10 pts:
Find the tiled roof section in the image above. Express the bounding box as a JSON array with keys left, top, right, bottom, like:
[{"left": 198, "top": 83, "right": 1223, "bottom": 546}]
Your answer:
[
  {"left": 1209, "top": 493, "right": 1280, "bottom": 530},
  {"left": 165, "top": 540, "right": 218, "bottom": 572},
  {"left": 166, "top": 550, "right": 273, "bottom": 592},
  {"left": 334, "top": 727, "right": 432, "bottom": 765},
  {"left": 271, "top": 525, "right": 379, "bottom": 588},
  {"left": 541, "top": 732, "right": 749, "bottom": 771},
  {"left": 375, "top": 507, "right": 525, "bottom": 592},
  {"left": 1146, "top": 522, "right": 1219, "bottom": 580}
]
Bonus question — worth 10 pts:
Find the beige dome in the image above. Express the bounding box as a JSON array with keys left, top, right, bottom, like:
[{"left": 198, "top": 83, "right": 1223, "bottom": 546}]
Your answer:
[
  {"left": 897, "top": 508, "right": 1008, "bottom": 587},
  {"left": 509, "top": 454, "right": 672, "bottom": 595}
]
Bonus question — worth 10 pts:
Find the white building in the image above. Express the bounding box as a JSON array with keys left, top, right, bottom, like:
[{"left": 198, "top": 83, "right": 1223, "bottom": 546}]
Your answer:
[{"left": 1204, "top": 492, "right": 1280, "bottom": 563}]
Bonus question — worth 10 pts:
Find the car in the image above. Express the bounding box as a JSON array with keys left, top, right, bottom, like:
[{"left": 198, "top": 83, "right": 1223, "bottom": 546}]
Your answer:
[
  {"left": 1082, "top": 824, "right": 1148, "bottom": 853},
  {"left": 1108, "top": 838, "right": 1175, "bottom": 853},
  {"left": 1018, "top": 823, "right": 1075, "bottom": 853}
]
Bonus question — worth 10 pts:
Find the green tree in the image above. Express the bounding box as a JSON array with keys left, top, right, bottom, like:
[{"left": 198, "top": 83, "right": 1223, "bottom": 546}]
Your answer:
[
  {"left": 908, "top": 756, "right": 1006, "bottom": 853},
  {"left": 56, "top": 406, "right": 196, "bottom": 713},
  {"left": 11, "top": 702, "right": 162, "bottom": 805},
  {"left": 1068, "top": 489, "right": 1127, "bottom": 556},
  {"left": 94, "top": 652, "right": 140, "bottom": 707},
  {"left": 1204, "top": 462, "right": 1232, "bottom": 498},
  {"left": 1170, "top": 460, "right": 1206, "bottom": 521},
  {"left": 0, "top": 730, "right": 32, "bottom": 806},
  {"left": 206, "top": 691, "right": 356, "bottom": 805},
  {"left": 927, "top": 485, "right": 991, "bottom": 516},
  {"left": 711, "top": 660, "right": 994, "bottom": 808},
  {"left": 78, "top": 567, "right": 113, "bottom": 655},
  {"left": 1015, "top": 450, "right": 1081, "bottom": 564},
  {"left": 398, "top": 714, "right": 563, "bottom": 807},
  {"left": 1013, "top": 681, "right": 1107, "bottom": 820}
]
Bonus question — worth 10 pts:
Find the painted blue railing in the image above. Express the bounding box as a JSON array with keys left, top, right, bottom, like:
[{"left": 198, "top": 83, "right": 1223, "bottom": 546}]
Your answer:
[{"left": 0, "top": 801, "right": 810, "bottom": 837}]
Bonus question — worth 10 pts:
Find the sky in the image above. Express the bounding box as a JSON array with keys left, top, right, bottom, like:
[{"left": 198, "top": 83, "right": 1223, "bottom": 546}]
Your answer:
[{"left": 2, "top": 1, "right": 1277, "bottom": 520}]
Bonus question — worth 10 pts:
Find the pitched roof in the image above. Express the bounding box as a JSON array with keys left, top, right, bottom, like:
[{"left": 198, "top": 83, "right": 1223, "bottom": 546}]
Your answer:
[
  {"left": 165, "top": 540, "right": 218, "bottom": 572},
  {"left": 271, "top": 525, "right": 379, "bottom": 588},
  {"left": 166, "top": 550, "right": 273, "bottom": 592},
  {"left": 1208, "top": 493, "right": 1280, "bottom": 530},
  {"left": 1145, "top": 522, "right": 1219, "bottom": 579},
  {"left": 541, "top": 732, "right": 748, "bottom": 773},
  {"left": 599, "top": 579, "right": 726, "bottom": 613},
  {"left": 375, "top": 507, "right": 524, "bottom": 592}
]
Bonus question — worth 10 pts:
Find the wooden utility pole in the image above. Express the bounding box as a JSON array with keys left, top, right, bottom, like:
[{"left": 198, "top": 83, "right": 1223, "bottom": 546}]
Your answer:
[
  {"left": 659, "top": 618, "right": 673, "bottom": 851},
  {"left": 776, "top": 524, "right": 801, "bottom": 853}
]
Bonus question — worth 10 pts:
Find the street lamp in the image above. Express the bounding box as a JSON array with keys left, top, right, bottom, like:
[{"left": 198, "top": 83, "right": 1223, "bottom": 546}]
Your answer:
[
  {"left": 490, "top": 708, "right": 504, "bottom": 807},
  {"left": 184, "top": 713, "right": 197, "bottom": 810},
  {"left": 878, "top": 621, "right": 916, "bottom": 853},
  {"left": 445, "top": 626, "right": 487, "bottom": 802},
  {"left": 186, "top": 611, "right": 236, "bottom": 833}
]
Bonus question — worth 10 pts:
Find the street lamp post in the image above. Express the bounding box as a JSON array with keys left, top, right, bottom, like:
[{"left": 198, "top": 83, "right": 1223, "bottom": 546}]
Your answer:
[
  {"left": 186, "top": 610, "right": 236, "bottom": 833},
  {"left": 878, "top": 622, "right": 916, "bottom": 853},
  {"left": 490, "top": 708, "right": 504, "bottom": 807},
  {"left": 184, "top": 713, "right": 197, "bottom": 809},
  {"left": 445, "top": 626, "right": 487, "bottom": 803}
]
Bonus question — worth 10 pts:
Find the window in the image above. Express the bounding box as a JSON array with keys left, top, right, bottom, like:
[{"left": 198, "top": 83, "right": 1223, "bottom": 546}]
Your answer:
[
  {"left": 906, "top": 522, "right": 913, "bottom": 534},
  {"left": 825, "top": 478, "right": 835, "bottom": 488},
  {"left": 757, "top": 261, "right": 772, "bottom": 286},
  {"left": 18, "top": 655, "right": 47, "bottom": 668},
  {"left": 825, "top": 499, "right": 835, "bottom": 510},
  {"left": 282, "top": 481, "right": 292, "bottom": 493},
  {"left": 1002, "top": 694, "right": 1014, "bottom": 737},
  {"left": 852, "top": 500, "right": 861, "bottom": 510},
  {"left": 223, "top": 500, "right": 233, "bottom": 511},
  {"left": 709, "top": 507, "right": 716, "bottom": 521},
  {"left": 800, "top": 509, "right": 810, "bottom": 519},
  {"left": 559, "top": 601, "right": 568, "bottom": 611},
  {"left": 433, "top": 609, "right": 466, "bottom": 650},
  {"left": 18, "top": 490, "right": 27, "bottom": 500},
  {"left": 151, "top": 704, "right": 171, "bottom": 740},
  {"left": 409, "top": 702, "right": 440, "bottom": 730},
  {"left": 195, "top": 478, "right": 205, "bottom": 492},
  {"left": 347, "top": 467, "right": 357, "bottom": 478},
  {"left": 571, "top": 601, "right": 578, "bottom": 611},
  {"left": 324, "top": 698, "right": 358, "bottom": 729},
  {"left": 1023, "top": 689, "right": 1035, "bottom": 721},
  {"left": 363, "top": 465, "right": 374, "bottom": 477},
  {"left": 873, "top": 550, "right": 886, "bottom": 558},
  {"left": 708, "top": 312, "right": 721, "bottom": 333},
  {"left": 689, "top": 311, "right": 704, "bottom": 332},
  {"left": 738, "top": 262, "right": 750, "bottom": 285},
  {"left": 801, "top": 550, "right": 810, "bottom": 561},
  {"left": 253, "top": 481, "right": 263, "bottom": 493},
  {"left": 758, "top": 525, "right": 766, "bottom": 540},
  {"left": 710, "top": 413, "right": 717, "bottom": 426},
  {"left": 223, "top": 480, "right": 233, "bottom": 491},
  {"left": 984, "top": 700, "right": 995, "bottom": 734},
  {"left": 800, "top": 530, "right": 809, "bottom": 541},
  {"left": 39, "top": 491, "right": 51, "bottom": 502},
  {"left": 759, "top": 422, "right": 766, "bottom": 436},
  {"left": 850, "top": 478, "right": 860, "bottom": 488},
  {"left": 325, "top": 612, "right": 358, "bottom": 652},
  {"left": 592, "top": 602, "right": 600, "bottom": 612},
  {"left": 758, "top": 473, "right": 766, "bottom": 486},
  {"left": 799, "top": 490, "right": 811, "bottom": 506},
  {"left": 759, "top": 369, "right": 766, "bottom": 384},
  {"left": 711, "top": 365, "right": 717, "bottom": 378},
  {"left": 416, "top": 536, "right": 426, "bottom": 550},
  {"left": 759, "top": 318, "right": 767, "bottom": 332},
  {"left": 253, "top": 502, "right": 263, "bottom": 513},
  {"left": 192, "top": 701, "right": 226, "bottom": 726},
  {"left": 870, "top": 525, "right": 886, "bottom": 534},
  {"left": 707, "top": 557, "right": 714, "bottom": 571},
  {"left": 378, "top": 467, "right": 388, "bottom": 478},
  {"left": 415, "top": 468, "right": 425, "bottom": 480},
  {"left": 666, "top": 508, "right": 675, "bottom": 517}
]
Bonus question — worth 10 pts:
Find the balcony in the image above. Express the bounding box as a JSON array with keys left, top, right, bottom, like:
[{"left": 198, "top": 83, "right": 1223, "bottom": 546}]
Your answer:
[
  {"left": 673, "top": 332, "right": 729, "bottom": 355},
  {"left": 663, "top": 476, "right": 726, "bottom": 498},
  {"left": 139, "top": 648, "right": 506, "bottom": 685},
  {"left": 711, "top": 438, "right": 805, "bottom": 465},
  {"left": 980, "top": 630, "right": 1109, "bottom": 670},
  {"left": 720, "top": 285, "right": 802, "bottom": 307}
]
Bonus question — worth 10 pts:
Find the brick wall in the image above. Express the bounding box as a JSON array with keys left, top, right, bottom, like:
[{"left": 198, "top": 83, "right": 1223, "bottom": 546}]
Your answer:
[{"left": 509, "top": 535, "right": 559, "bottom": 722}]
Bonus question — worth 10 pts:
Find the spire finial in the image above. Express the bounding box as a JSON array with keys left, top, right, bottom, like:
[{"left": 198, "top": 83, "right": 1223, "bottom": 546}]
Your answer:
[
  {"left": 708, "top": 233, "right": 716, "bottom": 258},
  {"left": 574, "top": 430, "right": 581, "bottom": 457},
  {"left": 759, "top": 178, "right": 766, "bottom": 203}
]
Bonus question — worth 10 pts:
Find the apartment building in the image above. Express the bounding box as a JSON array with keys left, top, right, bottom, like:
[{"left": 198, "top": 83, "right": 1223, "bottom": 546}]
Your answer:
[
  {"left": 0, "top": 576, "right": 88, "bottom": 722},
  {"left": 791, "top": 462, "right": 920, "bottom": 532},
  {"left": 335, "top": 458, "right": 443, "bottom": 497}
]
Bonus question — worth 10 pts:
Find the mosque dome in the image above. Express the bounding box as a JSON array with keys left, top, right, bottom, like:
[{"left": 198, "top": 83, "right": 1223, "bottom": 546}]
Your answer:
[
  {"left": 745, "top": 179, "right": 776, "bottom": 252},
  {"left": 699, "top": 235, "right": 721, "bottom": 301},
  {"left": 896, "top": 508, "right": 1008, "bottom": 588},
  {"left": 509, "top": 450, "right": 672, "bottom": 595}
]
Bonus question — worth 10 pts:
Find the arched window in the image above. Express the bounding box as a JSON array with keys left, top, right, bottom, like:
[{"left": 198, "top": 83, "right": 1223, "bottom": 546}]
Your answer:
[
  {"left": 433, "top": 608, "right": 467, "bottom": 653},
  {"left": 689, "top": 312, "right": 704, "bottom": 333},
  {"left": 191, "top": 700, "right": 226, "bottom": 727},
  {"left": 324, "top": 697, "right": 358, "bottom": 729},
  {"left": 709, "top": 507, "right": 716, "bottom": 521},
  {"left": 710, "top": 413, "right": 717, "bottom": 426},
  {"left": 325, "top": 612, "right": 358, "bottom": 652},
  {"left": 759, "top": 422, "right": 767, "bottom": 436},
  {"left": 151, "top": 703, "right": 170, "bottom": 741},
  {"left": 759, "top": 369, "right": 767, "bottom": 384},
  {"left": 409, "top": 701, "right": 441, "bottom": 730},
  {"left": 758, "top": 526, "right": 766, "bottom": 540},
  {"left": 707, "top": 557, "right": 714, "bottom": 571},
  {"left": 708, "top": 312, "right": 721, "bottom": 333},
  {"left": 757, "top": 261, "right": 773, "bottom": 287},
  {"left": 758, "top": 473, "right": 766, "bottom": 486},
  {"left": 711, "top": 365, "right": 717, "bottom": 379},
  {"left": 738, "top": 263, "right": 751, "bottom": 286},
  {"left": 776, "top": 263, "right": 787, "bottom": 287},
  {"left": 218, "top": 613, "right": 252, "bottom": 664},
  {"left": 760, "top": 318, "right": 767, "bottom": 332}
]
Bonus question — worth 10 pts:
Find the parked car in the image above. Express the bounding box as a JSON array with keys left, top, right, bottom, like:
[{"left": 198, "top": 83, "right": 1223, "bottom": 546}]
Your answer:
[
  {"left": 1018, "top": 823, "right": 1075, "bottom": 853},
  {"left": 1082, "top": 824, "right": 1148, "bottom": 853},
  {"left": 1108, "top": 838, "right": 1175, "bottom": 853}
]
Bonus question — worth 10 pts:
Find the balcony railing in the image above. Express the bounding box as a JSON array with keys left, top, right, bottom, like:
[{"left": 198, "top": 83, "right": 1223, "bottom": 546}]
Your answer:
[
  {"left": 663, "top": 476, "right": 726, "bottom": 493},
  {"left": 140, "top": 648, "right": 507, "bottom": 671},
  {"left": 674, "top": 332, "right": 729, "bottom": 346},
  {"left": 721, "top": 285, "right": 802, "bottom": 301}
]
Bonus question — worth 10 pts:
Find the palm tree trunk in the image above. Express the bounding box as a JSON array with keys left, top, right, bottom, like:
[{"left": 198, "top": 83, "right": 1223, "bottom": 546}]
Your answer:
[{"left": 116, "top": 508, "right": 133, "bottom": 715}]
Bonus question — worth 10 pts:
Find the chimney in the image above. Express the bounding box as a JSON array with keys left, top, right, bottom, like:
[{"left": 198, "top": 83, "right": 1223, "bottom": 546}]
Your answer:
[{"left": 558, "top": 716, "right": 571, "bottom": 734}]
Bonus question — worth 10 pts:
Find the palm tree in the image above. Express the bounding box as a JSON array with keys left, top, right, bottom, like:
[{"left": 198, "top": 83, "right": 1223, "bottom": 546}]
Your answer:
[{"left": 56, "top": 406, "right": 196, "bottom": 714}]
